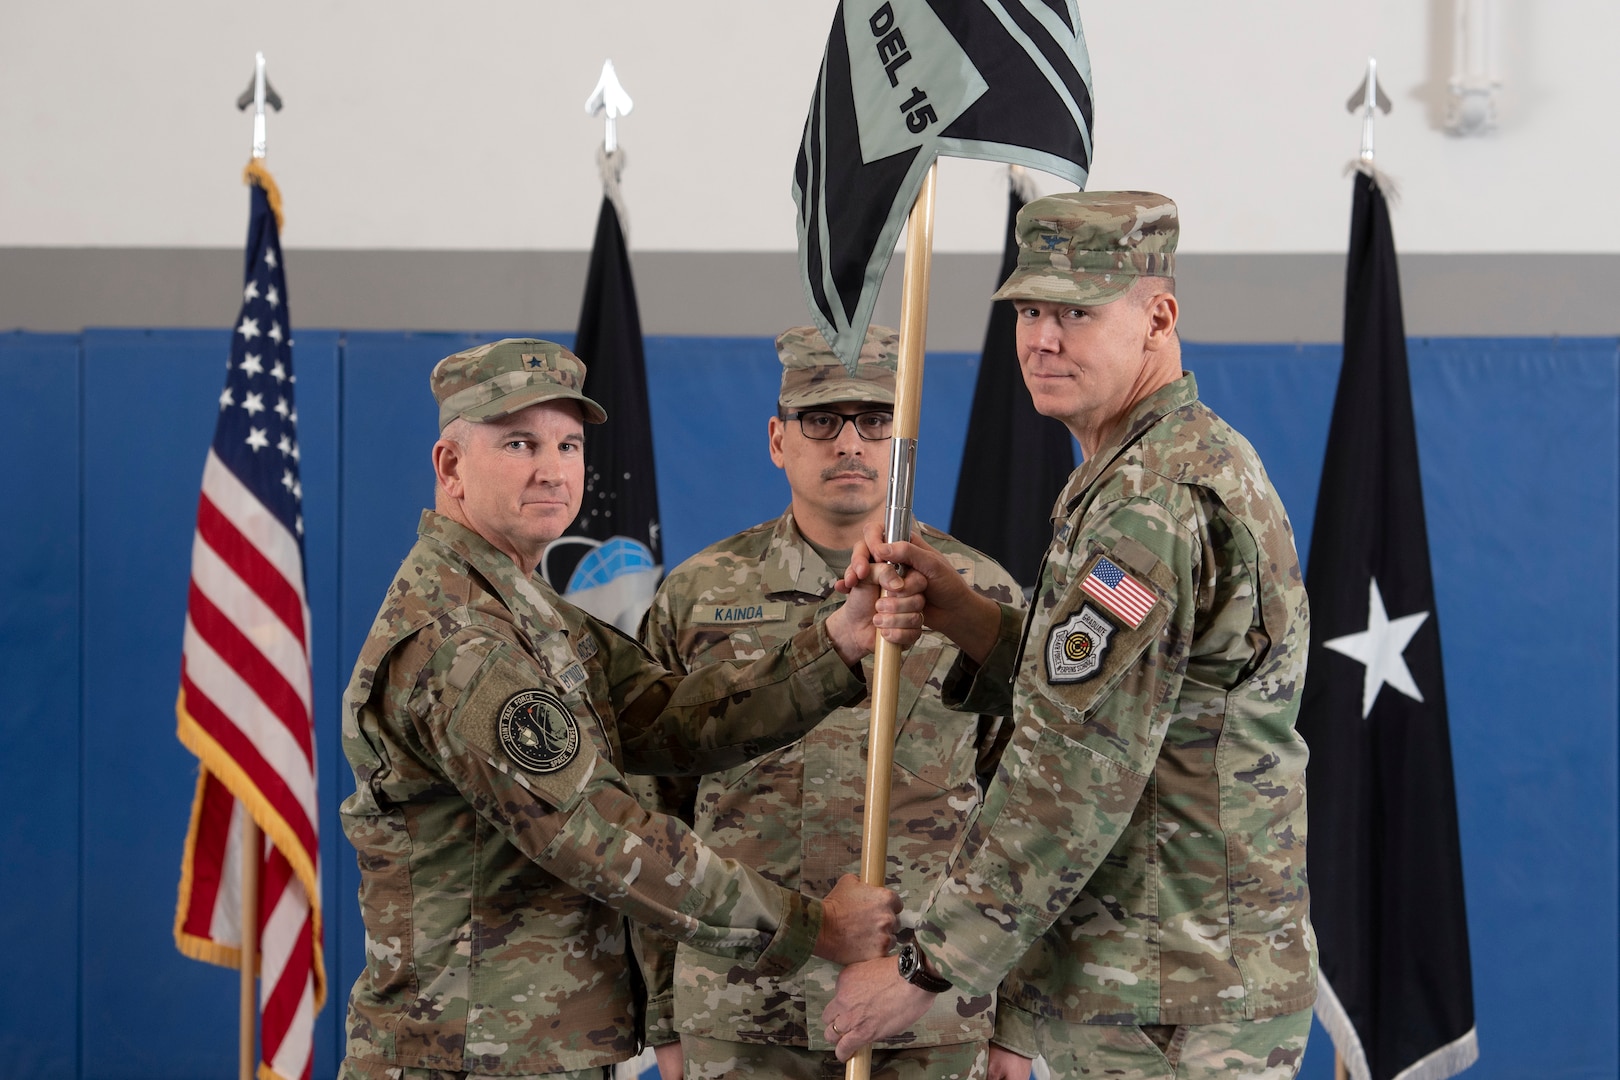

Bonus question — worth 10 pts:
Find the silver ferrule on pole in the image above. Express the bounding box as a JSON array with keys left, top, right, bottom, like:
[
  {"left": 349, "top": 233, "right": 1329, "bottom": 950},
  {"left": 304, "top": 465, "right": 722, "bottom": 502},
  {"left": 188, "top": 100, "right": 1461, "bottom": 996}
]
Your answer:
[
  {"left": 251, "top": 52, "right": 268, "bottom": 159},
  {"left": 884, "top": 436, "right": 918, "bottom": 546}
]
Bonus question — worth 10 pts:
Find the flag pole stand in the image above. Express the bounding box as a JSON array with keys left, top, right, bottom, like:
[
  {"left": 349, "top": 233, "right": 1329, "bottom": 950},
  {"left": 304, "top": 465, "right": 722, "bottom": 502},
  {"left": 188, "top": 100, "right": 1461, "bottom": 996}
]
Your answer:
[
  {"left": 847, "top": 160, "right": 937, "bottom": 1080},
  {"left": 240, "top": 816, "right": 260, "bottom": 1080}
]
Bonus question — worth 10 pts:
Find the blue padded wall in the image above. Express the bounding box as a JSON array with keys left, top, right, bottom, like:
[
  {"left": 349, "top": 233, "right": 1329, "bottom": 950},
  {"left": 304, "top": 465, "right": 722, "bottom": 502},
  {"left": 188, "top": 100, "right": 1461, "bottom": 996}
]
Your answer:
[
  {"left": 0, "top": 332, "right": 84, "bottom": 1079},
  {"left": 70, "top": 329, "right": 342, "bottom": 1079},
  {"left": 0, "top": 330, "right": 1614, "bottom": 1079},
  {"left": 1194, "top": 338, "right": 1620, "bottom": 1079}
]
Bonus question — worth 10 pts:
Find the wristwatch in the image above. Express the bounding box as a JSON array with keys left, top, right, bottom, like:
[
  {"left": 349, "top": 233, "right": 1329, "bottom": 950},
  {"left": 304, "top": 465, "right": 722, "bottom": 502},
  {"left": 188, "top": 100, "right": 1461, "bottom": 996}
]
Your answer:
[{"left": 896, "top": 941, "right": 953, "bottom": 994}]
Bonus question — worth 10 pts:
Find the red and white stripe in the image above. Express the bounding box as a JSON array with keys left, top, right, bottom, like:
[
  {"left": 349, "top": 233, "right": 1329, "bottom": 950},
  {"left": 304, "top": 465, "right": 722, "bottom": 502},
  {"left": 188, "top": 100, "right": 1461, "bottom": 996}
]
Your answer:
[
  {"left": 176, "top": 450, "right": 323, "bottom": 1080},
  {"left": 1081, "top": 563, "right": 1157, "bottom": 628}
]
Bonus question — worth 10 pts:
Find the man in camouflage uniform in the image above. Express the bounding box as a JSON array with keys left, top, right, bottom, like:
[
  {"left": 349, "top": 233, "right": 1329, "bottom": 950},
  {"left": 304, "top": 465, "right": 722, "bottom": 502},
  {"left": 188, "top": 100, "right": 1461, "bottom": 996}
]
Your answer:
[
  {"left": 339, "top": 339, "right": 917, "bottom": 1080},
  {"left": 633, "top": 326, "right": 1021, "bottom": 1080},
  {"left": 823, "top": 193, "right": 1317, "bottom": 1080}
]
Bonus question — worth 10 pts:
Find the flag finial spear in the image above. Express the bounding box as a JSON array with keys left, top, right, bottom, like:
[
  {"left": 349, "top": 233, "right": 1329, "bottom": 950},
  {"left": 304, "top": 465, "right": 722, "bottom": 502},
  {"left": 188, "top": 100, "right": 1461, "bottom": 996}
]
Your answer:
[
  {"left": 585, "top": 60, "right": 633, "bottom": 155},
  {"left": 1344, "top": 57, "right": 1398, "bottom": 199},
  {"left": 1345, "top": 57, "right": 1391, "bottom": 166},
  {"left": 235, "top": 52, "right": 282, "bottom": 160}
]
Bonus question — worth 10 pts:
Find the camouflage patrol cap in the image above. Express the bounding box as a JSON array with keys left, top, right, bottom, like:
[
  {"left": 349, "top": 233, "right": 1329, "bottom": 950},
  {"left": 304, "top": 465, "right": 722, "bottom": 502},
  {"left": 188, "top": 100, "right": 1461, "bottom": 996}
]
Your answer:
[
  {"left": 992, "top": 191, "right": 1178, "bottom": 305},
  {"left": 430, "top": 338, "right": 607, "bottom": 431},
  {"left": 776, "top": 323, "right": 898, "bottom": 408}
]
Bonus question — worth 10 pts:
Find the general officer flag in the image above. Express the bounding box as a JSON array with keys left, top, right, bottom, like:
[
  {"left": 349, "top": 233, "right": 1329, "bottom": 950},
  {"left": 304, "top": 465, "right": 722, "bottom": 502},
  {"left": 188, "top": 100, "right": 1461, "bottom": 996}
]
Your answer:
[
  {"left": 794, "top": 0, "right": 1094, "bottom": 368},
  {"left": 1297, "top": 168, "right": 1478, "bottom": 1080},
  {"left": 949, "top": 181, "right": 1073, "bottom": 589},
  {"left": 541, "top": 187, "right": 663, "bottom": 633},
  {"left": 174, "top": 161, "right": 324, "bottom": 1080}
]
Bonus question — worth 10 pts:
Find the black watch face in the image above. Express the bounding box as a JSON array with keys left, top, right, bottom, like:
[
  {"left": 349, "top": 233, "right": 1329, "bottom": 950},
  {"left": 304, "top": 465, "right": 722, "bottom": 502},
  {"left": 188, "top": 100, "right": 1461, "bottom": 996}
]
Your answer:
[{"left": 898, "top": 943, "right": 917, "bottom": 979}]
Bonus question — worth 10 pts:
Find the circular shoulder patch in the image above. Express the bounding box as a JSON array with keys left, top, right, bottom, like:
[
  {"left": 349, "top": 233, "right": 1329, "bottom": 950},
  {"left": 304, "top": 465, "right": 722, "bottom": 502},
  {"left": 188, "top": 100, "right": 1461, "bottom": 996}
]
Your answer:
[{"left": 498, "top": 689, "right": 579, "bottom": 774}]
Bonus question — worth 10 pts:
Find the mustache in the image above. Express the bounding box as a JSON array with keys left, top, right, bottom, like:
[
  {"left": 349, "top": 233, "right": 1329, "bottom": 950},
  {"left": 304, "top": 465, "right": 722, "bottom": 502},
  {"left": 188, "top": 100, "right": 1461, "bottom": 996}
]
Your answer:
[{"left": 821, "top": 462, "right": 879, "bottom": 481}]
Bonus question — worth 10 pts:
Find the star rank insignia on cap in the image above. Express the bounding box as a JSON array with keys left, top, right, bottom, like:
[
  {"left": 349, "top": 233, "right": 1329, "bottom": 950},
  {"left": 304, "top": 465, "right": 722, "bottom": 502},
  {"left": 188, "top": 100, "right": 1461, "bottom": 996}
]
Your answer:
[
  {"left": 498, "top": 689, "right": 579, "bottom": 773},
  {"left": 1046, "top": 604, "right": 1114, "bottom": 684}
]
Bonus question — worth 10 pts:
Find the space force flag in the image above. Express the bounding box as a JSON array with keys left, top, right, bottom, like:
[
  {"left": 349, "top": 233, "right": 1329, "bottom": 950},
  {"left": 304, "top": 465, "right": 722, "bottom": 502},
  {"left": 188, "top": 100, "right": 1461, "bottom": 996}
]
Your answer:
[
  {"left": 793, "top": 0, "right": 1094, "bottom": 368},
  {"left": 540, "top": 179, "right": 663, "bottom": 633}
]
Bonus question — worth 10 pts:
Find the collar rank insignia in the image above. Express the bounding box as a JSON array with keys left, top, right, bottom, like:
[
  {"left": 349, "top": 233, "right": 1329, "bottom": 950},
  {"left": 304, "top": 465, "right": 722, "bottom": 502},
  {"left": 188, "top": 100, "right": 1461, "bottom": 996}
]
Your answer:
[
  {"left": 1081, "top": 555, "right": 1156, "bottom": 628},
  {"left": 1046, "top": 604, "right": 1114, "bottom": 684},
  {"left": 498, "top": 689, "right": 579, "bottom": 773}
]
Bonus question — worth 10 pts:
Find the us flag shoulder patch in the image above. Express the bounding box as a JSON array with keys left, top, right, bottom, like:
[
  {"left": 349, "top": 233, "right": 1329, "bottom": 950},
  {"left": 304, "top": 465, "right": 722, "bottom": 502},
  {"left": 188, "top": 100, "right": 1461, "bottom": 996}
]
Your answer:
[{"left": 1080, "top": 555, "right": 1156, "bottom": 628}]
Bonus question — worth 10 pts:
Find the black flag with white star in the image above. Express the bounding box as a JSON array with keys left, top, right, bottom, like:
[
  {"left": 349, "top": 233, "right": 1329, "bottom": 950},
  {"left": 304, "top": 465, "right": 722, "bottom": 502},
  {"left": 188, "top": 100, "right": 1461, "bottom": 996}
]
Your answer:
[
  {"left": 948, "top": 180, "right": 1073, "bottom": 590},
  {"left": 793, "top": 0, "right": 1093, "bottom": 368},
  {"left": 1297, "top": 169, "right": 1478, "bottom": 1080},
  {"left": 541, "top": 194, "right": 663, "bottom": 633}
]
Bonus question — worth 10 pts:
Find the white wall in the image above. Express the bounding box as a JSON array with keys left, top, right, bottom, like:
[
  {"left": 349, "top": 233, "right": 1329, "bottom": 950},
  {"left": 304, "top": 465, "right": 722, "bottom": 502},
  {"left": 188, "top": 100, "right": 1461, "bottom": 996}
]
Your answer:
[{"left": 2, "top": 0, "right": 1614, "bottom": 254}]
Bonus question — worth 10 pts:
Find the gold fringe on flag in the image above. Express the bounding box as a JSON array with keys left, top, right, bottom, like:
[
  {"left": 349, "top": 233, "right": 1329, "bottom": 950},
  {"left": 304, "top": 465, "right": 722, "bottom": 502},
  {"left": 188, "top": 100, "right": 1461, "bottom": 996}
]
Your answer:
[
  {"left": 174, "top": 686, "right": 327, "bottom": 1009},
  {"left": 242, "top": 159, "right": 285, "bottom": 232}
]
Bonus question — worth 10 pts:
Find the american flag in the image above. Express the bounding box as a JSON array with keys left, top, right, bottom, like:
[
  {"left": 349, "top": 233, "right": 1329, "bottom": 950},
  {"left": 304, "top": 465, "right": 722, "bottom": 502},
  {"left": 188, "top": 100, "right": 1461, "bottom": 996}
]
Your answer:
[
  {"left": 174, "top": 163, "right": 324, "bottom": 1080},
  {"left": 1081, "top": 556, "right": 1156, "bottom": 628}
]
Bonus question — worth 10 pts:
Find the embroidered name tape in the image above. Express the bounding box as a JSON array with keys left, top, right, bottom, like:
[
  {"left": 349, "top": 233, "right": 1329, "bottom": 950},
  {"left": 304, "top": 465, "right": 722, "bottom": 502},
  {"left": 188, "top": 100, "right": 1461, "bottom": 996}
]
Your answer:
[
  {"left": 555, "top": 661, "right": 587, "bottom": 692},
  {"left": 690, "top": 601, "right": 789, "bottom": 625}
]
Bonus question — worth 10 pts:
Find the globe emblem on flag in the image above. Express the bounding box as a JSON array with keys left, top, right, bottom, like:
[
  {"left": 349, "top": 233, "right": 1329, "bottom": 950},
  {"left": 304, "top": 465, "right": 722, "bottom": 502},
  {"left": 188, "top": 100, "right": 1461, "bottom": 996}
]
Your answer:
[{"left": 566, "top": 536, "right": 657, "bottom": 593}]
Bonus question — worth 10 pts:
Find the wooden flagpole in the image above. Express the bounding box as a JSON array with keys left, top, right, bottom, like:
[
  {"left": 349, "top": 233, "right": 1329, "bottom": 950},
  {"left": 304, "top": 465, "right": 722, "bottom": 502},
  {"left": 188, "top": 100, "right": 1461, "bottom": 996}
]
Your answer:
[
  {"left": 846, "top": 160, "right": 937, "bottom": 1080},
  {"left": 240, "top": 815, "right": 260, "bottom": 1080}
]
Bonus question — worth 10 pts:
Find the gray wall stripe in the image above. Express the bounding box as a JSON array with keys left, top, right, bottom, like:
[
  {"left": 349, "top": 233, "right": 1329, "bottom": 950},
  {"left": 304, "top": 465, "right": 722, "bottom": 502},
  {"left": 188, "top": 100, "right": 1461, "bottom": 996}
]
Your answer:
[{"left": 4, "top": 248, "right": 1616, "bottom": 346}]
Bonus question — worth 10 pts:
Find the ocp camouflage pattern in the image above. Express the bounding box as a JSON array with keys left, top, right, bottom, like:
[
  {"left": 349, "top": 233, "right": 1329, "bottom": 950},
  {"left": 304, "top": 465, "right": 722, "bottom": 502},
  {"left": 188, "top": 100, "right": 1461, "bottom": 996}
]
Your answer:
[
  {"left": 429, "top": 337, "right": 606, "bottom": 430},
  {"left": 914, "top": 374, "right": 1316, "bottom": 1033},
  {"left": 776, "top": 323, "right": 899, "bottom": 408},
  {"left": 630, "top": 511, "right": 1020, "bottom": 1051},
  {"left": 338, "top": 511, "right": 869, "bottom": 1075},
  {"left": 1028, "top": 1008, "right": 1312, "bottom": 1078},
  {"left": 992, "top": 190, "right": 1178, "bottom": 306}
]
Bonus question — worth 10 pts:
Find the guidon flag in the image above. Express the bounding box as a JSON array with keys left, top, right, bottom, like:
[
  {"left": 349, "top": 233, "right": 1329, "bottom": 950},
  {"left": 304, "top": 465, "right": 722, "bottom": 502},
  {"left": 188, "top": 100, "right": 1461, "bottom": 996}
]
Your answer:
[{"left": 793, "top": 0, "right": 1095, "bottom": 369}]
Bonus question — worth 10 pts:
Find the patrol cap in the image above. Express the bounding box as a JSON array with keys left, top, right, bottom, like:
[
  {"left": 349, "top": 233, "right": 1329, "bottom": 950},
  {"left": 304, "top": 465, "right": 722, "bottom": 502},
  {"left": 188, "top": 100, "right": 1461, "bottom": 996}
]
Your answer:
[
  {"left": 776, "top": 323, "right": 898, "bottom": 408},
  {"left": 991, "top": 191, "right": 1178, "bottom": 306},
  {"left": 430, "top": 338, "right": 608, "bottom": 431}
]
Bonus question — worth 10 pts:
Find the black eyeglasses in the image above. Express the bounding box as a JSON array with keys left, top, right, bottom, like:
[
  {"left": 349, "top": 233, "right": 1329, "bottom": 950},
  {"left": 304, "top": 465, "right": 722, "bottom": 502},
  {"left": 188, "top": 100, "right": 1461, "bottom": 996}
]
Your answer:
[{"left": 782, "top": 409, "right": 894, "bottom": 442}]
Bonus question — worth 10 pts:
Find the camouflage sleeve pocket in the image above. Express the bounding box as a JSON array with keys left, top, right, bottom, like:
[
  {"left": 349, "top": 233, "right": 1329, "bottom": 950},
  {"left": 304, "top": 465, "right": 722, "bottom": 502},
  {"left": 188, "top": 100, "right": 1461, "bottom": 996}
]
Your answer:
[
  {"left": 447, "top": 643, "right": 600, "bottom": 811},
  {"left": 1030, "top": 545, "right": 1174, "bottom": 747},
  {"left": 892, "top": 634, "right": 974, "bottom": 790}
]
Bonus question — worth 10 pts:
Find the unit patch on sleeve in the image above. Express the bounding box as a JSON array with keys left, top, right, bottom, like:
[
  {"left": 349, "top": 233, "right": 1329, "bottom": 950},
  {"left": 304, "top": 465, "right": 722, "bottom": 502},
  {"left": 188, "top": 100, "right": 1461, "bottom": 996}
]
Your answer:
[
  {"left": 1046, "top": 604, "right": 1115, "bottom": 684},
  {"left": 498, "top": 689, "right": 579, "bottom": 773}
]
